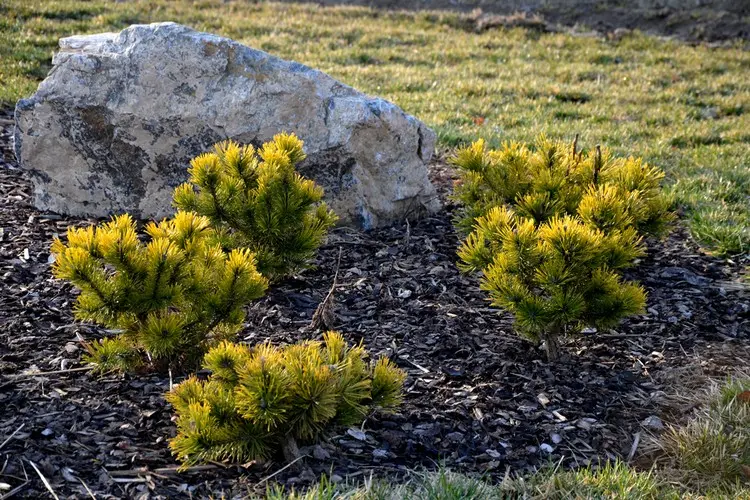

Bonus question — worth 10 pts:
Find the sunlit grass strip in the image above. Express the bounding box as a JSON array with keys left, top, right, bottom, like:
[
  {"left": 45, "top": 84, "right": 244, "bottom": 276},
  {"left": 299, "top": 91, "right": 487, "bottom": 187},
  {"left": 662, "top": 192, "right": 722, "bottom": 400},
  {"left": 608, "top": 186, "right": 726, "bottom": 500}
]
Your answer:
[{"left": 653, "top": 375, "right": 750, "bottom": 493}]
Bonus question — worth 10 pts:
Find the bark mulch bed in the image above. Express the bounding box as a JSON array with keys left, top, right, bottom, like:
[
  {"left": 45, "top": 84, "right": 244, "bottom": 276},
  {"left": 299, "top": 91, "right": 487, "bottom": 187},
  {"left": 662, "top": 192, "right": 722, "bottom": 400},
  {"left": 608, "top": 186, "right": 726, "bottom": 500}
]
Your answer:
[{"left": 1, "top": 106, "right": 749, "bottom": 498}]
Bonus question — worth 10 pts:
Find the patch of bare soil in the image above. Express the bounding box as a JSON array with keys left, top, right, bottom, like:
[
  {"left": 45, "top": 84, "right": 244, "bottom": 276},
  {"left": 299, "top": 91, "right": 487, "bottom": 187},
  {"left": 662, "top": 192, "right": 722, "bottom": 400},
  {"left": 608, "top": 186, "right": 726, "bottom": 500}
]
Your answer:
[
  {"left": 1, "top": 106, "right": 748, "bottom": 498},
  {"left": 278, "top": 0, "right": 750, "bottom": 44}
]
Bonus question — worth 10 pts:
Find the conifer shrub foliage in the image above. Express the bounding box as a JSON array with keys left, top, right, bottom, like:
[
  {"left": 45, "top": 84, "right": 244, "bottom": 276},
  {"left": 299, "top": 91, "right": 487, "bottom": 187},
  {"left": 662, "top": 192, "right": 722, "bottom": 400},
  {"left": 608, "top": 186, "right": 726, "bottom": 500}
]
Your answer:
[
  {"left": 458, "top": 208, "right": 647, "bottom": 360},
  {"left": 172, "top": 134, "right": 338, "bottom": 280},
  {"left": 451, "top": 135, "right": 673, "bottom": 236},
  {"left": 453, "top": 136, "right": 674, "bottom": 360},
  {"left": 51, "top": 212, "right": 268, "bottom": 372},
  {"left": 167, "top": 332, "right": 406, "bottom": 465}
]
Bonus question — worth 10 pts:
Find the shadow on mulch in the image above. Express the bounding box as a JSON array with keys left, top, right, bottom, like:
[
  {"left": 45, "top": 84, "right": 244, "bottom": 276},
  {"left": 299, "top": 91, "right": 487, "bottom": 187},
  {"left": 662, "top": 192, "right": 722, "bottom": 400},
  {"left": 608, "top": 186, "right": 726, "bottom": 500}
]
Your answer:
[{"left": 1, "top": 107, "right": 748, "bottom": 497}]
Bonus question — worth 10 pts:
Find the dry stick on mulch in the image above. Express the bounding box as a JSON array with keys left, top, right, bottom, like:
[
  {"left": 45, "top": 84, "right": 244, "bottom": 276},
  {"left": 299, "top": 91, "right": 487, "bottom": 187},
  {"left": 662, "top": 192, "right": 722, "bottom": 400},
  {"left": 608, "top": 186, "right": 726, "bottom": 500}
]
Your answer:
[
  {"left": 106, "top": 465, "right": 220, "bottom": 477},
  {"left": 77, "top": 477, "right": 96, "bottom": 500},
  {"left": 28, "top": 461, "right": 59, "bottom": 500},
  {"left": 257, "top": 455, "right": 308, "bottom": 486},
  {"left": 310, "top": 246, "right": 342, "bottom": 331},
  {"left": 0, "top": 481, "right": 30, "bottom": 500},
  {"left": 12, "top": 367, "right": 93, "bottom": 378},
  {"left": 627, "top": 431, "right": 641, "bottom": 463},
  {"left": 0, "top": 424, "right": 25, "bottom": 451}
]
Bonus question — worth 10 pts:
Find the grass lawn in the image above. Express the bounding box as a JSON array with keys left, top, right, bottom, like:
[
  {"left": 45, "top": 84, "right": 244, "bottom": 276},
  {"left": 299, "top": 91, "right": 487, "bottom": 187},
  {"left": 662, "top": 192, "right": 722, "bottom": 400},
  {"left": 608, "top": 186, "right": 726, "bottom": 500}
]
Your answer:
[{"left": 1, "top": 0, "right": 749, "bottom": 256}]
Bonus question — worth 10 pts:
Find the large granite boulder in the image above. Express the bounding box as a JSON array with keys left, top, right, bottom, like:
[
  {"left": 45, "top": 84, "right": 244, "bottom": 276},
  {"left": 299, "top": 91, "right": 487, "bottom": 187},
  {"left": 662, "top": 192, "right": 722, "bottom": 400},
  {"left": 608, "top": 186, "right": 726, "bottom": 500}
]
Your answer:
[{"left": 14, "top": 22, "right": 439, "bottom": 229}]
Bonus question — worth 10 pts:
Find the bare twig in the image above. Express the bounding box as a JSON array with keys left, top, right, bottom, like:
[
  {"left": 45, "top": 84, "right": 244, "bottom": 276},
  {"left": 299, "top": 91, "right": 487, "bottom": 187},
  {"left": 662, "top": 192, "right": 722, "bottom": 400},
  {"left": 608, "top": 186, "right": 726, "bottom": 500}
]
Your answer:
[
  {"left": 0, "top": 423, "right": 25, "bottom": 451},
  {"left": 0, "top": 481, "right": 29, "bottom": 500},
  {"left": 106, "top": 465, "right": 219, "bottom": 477},
  {"left": 79, "top": 477, "right": 96, "bottom": 499},
  {"left": 155, "top": 465, "right": 218, "bottom": 474},
  {"left": 402, "top": 357, "right": 430, "bottom": 374},
  {"left": 627, "top": 431, "right": 641, "bottom": 463},
  {"left": 28, "top": 461, "right": 59, "bottom": 500},
  {"left": 257, "top": 455, "right": 308, "bottom": 485},
  {"left": 311, "top": 247, "right": 342, "bottom": 331},
  {"left": 402, "top": 218, "right": 411, "bottom": 247},
  {"left": 110, "top": 477, "right": 147, "bottom": 484},
  {"left": 14, "top": 367, "right": 92, "bottom": 378}
]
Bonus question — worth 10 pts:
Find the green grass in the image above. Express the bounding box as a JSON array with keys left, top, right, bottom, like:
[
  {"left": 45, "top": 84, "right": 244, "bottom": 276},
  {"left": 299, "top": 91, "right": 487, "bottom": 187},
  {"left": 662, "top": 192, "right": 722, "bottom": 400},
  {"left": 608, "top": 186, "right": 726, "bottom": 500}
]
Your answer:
[
  {"left": 265, "top": 465, "right": 670, "bottom": 499},
  {"left": 265, "top": 462, "right": 747, "bottom": 499},
  {"left": 265, "top": 470, "right": 501, "bottom": 499},
  {"left": 654, "top": 375, "right": 750, "bottom": 494},
  {"left": 1, "top": 0, "right": 749, "bottom": 255}
]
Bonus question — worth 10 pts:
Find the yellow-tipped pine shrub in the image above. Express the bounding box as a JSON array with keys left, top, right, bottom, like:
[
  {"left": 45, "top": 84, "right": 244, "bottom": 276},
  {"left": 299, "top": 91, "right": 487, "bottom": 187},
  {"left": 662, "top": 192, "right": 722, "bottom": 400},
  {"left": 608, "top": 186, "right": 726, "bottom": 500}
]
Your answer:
[
  {"left": 167, "top": 332, "right": 405, "bottom": 465},
  {"left": 173, "top": 134, "right": 338, "bottom": 280},
  {"left": 51, "top": 212, "right": 268, "bottom": 372},
  {"left": 452, "top": 136, "right": 674, "bottom": 360},
  {"left": 459, "top": 208, "right": 647, "bottom": 360},
  {"left": 451, "top": 135, "right": 674, "bottom": 236}
]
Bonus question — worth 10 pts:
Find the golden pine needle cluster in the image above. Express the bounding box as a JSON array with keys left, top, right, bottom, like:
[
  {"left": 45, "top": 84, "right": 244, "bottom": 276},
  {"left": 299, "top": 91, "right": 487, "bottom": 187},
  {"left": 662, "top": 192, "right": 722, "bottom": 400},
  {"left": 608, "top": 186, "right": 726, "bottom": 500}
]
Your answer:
[
  {"left": 167, "top": 332, "right": 405, "bottom": 465},
  {"left": 452, "top": 135, "right": 673, "bottom": 235},
  {"left": 452, "top": 136, "right": 674, "bottom": 359},
  {"left": 51, "top": 212, "right": 268, "bottom": 371},
  {"left": 173, "top": 133, "right": 338, "bottom": 280}
]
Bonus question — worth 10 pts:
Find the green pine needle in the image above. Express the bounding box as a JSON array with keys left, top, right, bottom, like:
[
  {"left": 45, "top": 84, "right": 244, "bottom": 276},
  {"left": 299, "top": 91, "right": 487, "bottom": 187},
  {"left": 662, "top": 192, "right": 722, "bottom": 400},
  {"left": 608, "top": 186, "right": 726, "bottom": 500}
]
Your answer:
[
  {"left": 453, "top": 135, "right": 672, "bottom": 360},
  {"left": 51, "top": 208, "right": 268, "bottom": 372},
  {"left": 168, "top": 334, "right": 406, "bottom": 465},
  {"left": 83, "top": 336, "right": 141, "bottom": 373},
  {"left": 173, "top": 134, "right": 337, "bottom": 281}
]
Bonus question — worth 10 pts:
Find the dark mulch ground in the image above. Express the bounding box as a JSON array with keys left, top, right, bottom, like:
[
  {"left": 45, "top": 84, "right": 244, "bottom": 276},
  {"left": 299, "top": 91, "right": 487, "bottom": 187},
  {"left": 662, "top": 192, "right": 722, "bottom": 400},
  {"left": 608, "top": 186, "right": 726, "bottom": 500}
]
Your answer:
[{"left": 1, "top": 104, "right": 749, "bottom": 498}]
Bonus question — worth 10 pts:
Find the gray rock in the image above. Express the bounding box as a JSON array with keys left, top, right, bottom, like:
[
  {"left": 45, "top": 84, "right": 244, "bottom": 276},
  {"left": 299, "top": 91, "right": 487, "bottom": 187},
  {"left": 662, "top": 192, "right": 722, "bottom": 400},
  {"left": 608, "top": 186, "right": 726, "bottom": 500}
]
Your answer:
[
  {"left": 14, "top": 22, "right": 439, "bottom": 229},
  {"left": 641, "top": 415, "right": 664, "bottom": 431},
  {"left": 700, "top": 106, "right": 719, "bottom": 120}
]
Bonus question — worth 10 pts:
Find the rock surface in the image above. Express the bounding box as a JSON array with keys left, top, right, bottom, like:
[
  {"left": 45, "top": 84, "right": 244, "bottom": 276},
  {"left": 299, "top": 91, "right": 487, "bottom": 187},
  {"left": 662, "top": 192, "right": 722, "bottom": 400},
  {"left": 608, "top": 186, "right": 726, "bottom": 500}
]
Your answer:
[{"left": 14, "top": 22, "right": 439, "bottom": 228}]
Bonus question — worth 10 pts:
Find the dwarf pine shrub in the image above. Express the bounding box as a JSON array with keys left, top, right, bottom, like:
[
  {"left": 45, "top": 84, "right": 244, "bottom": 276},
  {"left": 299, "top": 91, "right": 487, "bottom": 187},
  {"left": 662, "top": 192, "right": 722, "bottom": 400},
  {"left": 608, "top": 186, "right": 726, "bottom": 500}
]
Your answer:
[
  {"left": 173, "top": 134, "right": 338, "bottom": 280},
  {"left": 167, "top": 332, "right": 405, "bottom": 465},
  {"left": 453, "top": 136, "right": 673, "bottom": 360},
  {"left": 458, "top": 209, "right": 647, "bottom": 360},
  {"left": 451, "top": 135, "right": 674, "bottom": 236},
  {"left": 51, "top": 212, "right": 268, "bottom": 372}
]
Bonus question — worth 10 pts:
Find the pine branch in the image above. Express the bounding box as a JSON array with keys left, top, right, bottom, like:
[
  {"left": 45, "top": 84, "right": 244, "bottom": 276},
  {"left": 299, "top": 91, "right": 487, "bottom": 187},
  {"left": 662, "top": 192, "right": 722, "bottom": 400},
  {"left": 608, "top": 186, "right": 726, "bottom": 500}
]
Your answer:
[{"left": 594, "top": 144, "right": 602, "bottom": 185}]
